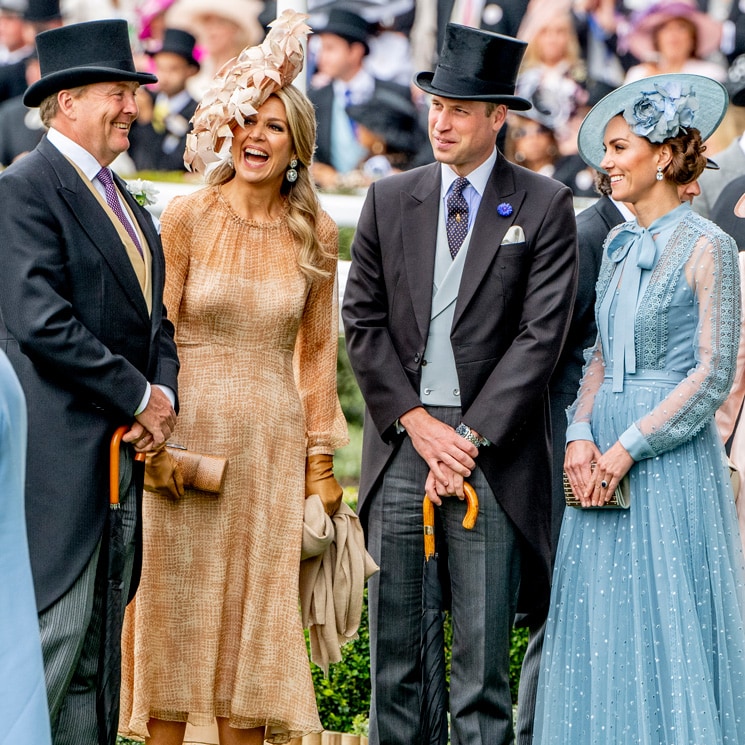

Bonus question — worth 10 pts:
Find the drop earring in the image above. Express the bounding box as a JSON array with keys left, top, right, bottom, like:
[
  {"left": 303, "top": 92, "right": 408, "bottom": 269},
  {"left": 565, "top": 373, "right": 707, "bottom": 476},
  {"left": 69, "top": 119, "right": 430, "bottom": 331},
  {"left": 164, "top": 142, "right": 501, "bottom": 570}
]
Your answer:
[
  {"left": 286, "top": 158, "right": 298, "bottom": 182},
  {"left": 656, "top": 166, "right": 664, "bottom": 181}
]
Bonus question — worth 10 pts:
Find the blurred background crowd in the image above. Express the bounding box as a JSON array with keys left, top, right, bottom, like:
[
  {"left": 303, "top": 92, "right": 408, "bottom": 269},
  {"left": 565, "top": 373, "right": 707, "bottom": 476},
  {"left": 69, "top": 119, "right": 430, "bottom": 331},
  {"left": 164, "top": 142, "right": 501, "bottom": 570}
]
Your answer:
[{"left": 2, "top": 0, "right": 745, "bottom": 200}]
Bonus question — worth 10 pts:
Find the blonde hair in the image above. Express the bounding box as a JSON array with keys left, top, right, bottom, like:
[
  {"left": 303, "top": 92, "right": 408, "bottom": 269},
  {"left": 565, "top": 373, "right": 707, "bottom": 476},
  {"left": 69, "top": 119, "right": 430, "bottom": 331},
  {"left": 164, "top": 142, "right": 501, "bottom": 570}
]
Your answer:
[
  {"left": 207, "top": 85, "right": 333, "bottom": 280},
  {"left": 520, "top": 12, "right": 582, "bottom": 72}
]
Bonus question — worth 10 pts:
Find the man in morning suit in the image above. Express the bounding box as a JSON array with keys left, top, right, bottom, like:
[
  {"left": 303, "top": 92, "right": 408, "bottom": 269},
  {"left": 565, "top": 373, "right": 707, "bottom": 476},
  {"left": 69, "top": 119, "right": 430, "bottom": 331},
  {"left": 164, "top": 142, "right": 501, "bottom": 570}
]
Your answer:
[
  {"left": 309, "top": 7, "right": 415, "bottom": 188},
  {"left": 127, "top": 28, "right": 200, "bottom": 173},
  {"left": 0, "top": 19, "right": 179, "bottom": 744},
  {"left": 342, "top": 23, "right": 578, "bottom": 745}
]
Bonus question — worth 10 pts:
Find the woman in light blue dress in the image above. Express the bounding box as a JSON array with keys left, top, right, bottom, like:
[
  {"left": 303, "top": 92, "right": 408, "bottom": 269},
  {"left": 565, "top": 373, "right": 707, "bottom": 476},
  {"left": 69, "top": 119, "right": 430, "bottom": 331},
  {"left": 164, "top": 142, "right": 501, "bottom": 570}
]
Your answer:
[
  {"left": 0, "top": 349, "right": 51, "bottom": 745},
  {"left": 534, "top": 74, "right": 745, "bottom": 744}
]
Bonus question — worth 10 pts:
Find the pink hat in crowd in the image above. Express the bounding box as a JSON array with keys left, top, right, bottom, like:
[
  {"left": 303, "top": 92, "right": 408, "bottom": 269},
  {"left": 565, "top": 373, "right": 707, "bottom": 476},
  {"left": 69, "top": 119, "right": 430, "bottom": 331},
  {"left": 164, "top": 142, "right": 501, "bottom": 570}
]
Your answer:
[
  {"left": 136, "top": 0, "right": 177, "bottom": 41},
  {"left": 624, "top": 0, "right": 722, "bottom": 62}
]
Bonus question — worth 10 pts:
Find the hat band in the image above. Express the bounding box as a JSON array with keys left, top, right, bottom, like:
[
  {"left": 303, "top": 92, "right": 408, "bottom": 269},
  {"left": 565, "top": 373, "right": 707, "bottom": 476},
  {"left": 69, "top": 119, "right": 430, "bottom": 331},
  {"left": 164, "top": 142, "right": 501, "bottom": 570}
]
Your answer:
[{"left": 430, "top": 65, "right": 516, "bottom": 97}]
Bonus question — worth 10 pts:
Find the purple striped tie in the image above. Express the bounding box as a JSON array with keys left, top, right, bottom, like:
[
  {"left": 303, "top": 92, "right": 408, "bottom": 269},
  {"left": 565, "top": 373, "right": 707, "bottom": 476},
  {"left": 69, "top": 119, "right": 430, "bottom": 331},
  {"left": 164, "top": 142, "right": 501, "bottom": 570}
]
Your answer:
[{"left": 97, "top": 167, "right": 143, "bottom": 257}]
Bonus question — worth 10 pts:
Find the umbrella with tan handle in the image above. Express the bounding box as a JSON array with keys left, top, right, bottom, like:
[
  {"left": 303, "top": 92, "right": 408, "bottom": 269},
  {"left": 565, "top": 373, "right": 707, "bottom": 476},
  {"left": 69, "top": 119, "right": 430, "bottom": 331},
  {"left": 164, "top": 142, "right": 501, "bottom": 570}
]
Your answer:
[{"left": 420, "top": 482, "right": 479, "bottom": 744}]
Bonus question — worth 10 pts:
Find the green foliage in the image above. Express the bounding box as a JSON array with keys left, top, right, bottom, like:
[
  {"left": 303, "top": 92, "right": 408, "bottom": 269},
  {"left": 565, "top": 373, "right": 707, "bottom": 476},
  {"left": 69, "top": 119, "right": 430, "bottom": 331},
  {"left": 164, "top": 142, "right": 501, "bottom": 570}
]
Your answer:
[
  {"left": 509, "top": 626, "right": 530, "bottom": 702},
  {"left": 338, "top": 226, "right": 355, "bottom": 261},
  {"left": 309, "top": 591, "right": 372, "bottom": 733},
  {"left": 336, "top": 339, "right": 364, "bottom": 429}
]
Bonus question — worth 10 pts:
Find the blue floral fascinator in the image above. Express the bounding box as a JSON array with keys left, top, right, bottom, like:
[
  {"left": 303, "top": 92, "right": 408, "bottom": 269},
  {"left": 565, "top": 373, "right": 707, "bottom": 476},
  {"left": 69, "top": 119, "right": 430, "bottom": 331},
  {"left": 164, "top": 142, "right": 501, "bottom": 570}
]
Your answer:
[{"left": 577, "top": 73, "right": 728, "bottom": 172}]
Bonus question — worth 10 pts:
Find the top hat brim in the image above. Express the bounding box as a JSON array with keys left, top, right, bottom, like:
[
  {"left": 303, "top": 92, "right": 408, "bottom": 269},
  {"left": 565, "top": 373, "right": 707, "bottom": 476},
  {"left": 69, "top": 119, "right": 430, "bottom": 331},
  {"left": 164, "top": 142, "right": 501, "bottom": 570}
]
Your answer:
[
  {"left": 577, "top": 73, "right": 727, "bottom": 172},
  {"left": 24, "top": 67, "right": 158, "bottom": 107},
  {"left": 414, "top": 71, "right": 531, "bottom": 110}
]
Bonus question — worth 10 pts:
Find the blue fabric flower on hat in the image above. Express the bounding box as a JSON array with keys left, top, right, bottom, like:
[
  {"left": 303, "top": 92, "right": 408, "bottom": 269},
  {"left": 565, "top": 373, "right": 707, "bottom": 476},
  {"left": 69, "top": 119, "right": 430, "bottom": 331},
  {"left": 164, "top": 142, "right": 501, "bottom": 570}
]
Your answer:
[
  {"left": 623, "top": 81, "right": 698, "bottom": 143},
  {"left": 497, "top": 202, "right": 513, "bottom": 217}
]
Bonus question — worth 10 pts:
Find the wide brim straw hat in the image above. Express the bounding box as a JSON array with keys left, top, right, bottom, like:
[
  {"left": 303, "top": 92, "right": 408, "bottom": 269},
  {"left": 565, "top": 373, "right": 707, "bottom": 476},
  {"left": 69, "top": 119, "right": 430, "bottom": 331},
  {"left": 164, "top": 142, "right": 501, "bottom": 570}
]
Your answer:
[
  {"left": 577, "top": 73, "right": 727, "bottom": 172},
  {"left": 165, "top": 0, "right": 264, "bottom": 48},
  {"left": 625, "top": 0, "right": 722, "bottom": 62}
]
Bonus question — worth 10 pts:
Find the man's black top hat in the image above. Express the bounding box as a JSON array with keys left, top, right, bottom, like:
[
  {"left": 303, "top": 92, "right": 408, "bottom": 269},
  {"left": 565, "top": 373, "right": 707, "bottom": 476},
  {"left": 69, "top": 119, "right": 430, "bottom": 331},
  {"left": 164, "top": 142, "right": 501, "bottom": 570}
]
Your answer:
[
  {"left": 150, "top": 28, "right": 200, "bottom": 70},
  {"left": 414, "top": 23, "right": 531, "bottom": 110},
  {"left": 24, "top": 0, "right": 60, "bottom": 22},
  {"left": 315, "top": 8, "right": 373, "bottom": 54},
  {"left": 24, "top": 19, "right": 158, "bottom": 107}
]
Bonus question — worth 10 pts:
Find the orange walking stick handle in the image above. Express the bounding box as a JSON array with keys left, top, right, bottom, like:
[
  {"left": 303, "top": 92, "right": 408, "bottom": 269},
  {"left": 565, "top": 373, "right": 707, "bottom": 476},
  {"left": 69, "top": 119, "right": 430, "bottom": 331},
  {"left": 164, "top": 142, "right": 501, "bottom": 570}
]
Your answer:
[
  {"left": 422, "top": 482, "right": 480, "bottom": 559},
  {"left": 110, "top": 425, "right": 146, "bottom": 506},
  {"left": 462, "top": 482, "right": 479, "bottom": 530}
]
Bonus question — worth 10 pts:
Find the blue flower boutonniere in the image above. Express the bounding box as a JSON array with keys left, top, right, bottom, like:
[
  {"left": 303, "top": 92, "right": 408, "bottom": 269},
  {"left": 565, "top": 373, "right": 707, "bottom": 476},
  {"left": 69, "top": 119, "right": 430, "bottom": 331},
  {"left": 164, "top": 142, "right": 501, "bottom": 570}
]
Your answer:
[
  {"left": 497, "top": 202, "right": 513, "bottom": 217},
  {"left": 126, "top": 179, "right": 160, "bottom": 207}
]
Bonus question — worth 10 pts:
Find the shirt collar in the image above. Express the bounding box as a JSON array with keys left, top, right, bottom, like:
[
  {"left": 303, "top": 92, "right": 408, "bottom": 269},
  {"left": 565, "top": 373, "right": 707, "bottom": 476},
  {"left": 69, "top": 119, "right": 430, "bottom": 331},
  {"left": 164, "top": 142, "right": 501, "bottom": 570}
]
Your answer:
[
  {"left": 440, "top": 147, "right": 497, "bottom": 197},
  {"left": 46, "top": 127, "right": 107, "bottom": 183},
  {"left": 333, "top": 70, "right": 375, "bottom": 103},
  {"left": 155, "top": 89, "right": 192, "bottom": 112}
]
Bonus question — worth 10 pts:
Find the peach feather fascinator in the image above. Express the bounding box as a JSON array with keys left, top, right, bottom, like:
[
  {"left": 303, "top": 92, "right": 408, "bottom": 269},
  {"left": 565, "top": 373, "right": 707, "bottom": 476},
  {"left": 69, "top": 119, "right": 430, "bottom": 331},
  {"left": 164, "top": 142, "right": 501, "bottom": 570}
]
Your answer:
[{"left": 184, "top": 10, "right": 311, "bottom": 174}]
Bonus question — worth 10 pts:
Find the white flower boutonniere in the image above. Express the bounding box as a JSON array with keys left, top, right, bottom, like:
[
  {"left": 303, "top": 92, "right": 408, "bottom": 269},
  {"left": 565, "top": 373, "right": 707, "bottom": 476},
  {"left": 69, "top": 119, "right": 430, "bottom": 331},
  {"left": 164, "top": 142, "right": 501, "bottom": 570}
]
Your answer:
[{"left": 126, "top": 179, "right": 160, "bottom": 207}]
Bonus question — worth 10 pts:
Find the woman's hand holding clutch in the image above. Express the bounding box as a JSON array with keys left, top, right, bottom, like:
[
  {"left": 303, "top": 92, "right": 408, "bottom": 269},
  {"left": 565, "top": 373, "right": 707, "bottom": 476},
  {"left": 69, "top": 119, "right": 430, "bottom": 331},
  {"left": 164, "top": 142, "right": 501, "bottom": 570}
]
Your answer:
[
  {"left": 305, "top": 453, "right": 344, "bottom": 516},
  {"left": 564, "top": 440, "right": 602, "bottom": 507}
]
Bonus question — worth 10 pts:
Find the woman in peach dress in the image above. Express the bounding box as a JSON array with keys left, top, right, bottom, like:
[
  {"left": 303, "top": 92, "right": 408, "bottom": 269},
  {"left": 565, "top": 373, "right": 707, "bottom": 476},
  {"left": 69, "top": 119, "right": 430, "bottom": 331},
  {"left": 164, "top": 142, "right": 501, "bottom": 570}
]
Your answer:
[{"left": 120, "top": 13, "right": 348, "bottom": 745}]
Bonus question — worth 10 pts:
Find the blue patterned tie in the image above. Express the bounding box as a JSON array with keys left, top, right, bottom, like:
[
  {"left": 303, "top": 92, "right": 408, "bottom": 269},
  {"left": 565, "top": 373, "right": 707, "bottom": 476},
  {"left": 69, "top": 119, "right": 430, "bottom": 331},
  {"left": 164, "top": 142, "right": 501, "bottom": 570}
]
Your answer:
[
  {"left": 446, "top": 177, "right": 470, "bottom": 259},
  {"left": 97, "top": 167, "right": 143, "bottom": 257}
]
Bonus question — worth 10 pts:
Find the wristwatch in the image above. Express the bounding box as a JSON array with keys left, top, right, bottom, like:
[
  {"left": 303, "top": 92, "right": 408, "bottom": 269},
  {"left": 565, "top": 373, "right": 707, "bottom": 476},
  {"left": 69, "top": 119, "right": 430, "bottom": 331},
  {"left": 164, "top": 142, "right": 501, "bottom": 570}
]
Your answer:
[{"left": 455, "top": 423, "right": 488, "bottom": 448}]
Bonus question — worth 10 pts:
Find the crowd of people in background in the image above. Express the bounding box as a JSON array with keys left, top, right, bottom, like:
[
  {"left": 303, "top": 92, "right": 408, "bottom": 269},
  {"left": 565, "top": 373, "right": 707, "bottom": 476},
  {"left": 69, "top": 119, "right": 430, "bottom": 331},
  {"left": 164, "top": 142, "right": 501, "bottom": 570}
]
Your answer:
[{"left": 3, "top": 0, "right": 745, "bottom": 194}]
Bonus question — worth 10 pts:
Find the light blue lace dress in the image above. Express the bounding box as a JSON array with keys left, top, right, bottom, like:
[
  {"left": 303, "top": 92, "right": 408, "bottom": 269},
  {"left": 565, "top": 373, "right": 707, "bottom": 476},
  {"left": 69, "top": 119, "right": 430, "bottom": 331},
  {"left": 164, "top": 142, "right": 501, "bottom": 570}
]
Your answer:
[{"left": 533, "top": 204, "right": 745, "bottom": 744}]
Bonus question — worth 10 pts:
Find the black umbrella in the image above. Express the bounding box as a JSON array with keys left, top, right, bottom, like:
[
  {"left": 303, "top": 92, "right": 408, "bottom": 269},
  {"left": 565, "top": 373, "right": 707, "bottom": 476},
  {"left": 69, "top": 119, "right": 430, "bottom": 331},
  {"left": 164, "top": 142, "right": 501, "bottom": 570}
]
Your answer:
[
  {"left": 96, "top": 425, "right": 144, "bottom": 745},
  {"left": 419, "top": 485, "right": 479, "bottom": 744},
  {"left": 420, "top": 496, "right": 448, "bottom": 745}
]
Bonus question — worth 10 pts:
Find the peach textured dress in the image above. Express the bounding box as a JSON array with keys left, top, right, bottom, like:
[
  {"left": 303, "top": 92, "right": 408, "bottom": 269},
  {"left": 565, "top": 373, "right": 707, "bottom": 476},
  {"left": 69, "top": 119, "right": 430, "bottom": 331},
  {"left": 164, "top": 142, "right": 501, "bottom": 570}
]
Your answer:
[{"left": 119, "top": 185, "right": 348, "bottom": 742}]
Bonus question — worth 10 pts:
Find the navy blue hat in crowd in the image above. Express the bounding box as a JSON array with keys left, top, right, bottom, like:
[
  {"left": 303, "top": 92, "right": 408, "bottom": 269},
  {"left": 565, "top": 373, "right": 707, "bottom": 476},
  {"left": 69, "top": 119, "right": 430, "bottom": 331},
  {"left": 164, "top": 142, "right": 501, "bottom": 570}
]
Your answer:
[
  {"left": 150, "top": 28, "right": 200, "bottom": 70},
  {"left": 23, "top": 0, "right": 60, "bottom": 22},
  {"left": 315, "top": 7, "right": 373, "bottom": 54}
]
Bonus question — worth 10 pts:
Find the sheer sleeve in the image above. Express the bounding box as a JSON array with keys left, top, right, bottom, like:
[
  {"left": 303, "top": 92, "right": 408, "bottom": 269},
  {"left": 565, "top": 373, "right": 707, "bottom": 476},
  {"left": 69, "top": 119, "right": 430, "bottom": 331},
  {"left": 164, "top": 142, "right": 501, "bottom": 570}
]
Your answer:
[
  {"left": 293, "top": 212, "right": 349, "bottom": 455},
  {"left": 619, "top": 231, "right": 740, "bottom": 460},
  {"left": 565, "top": 334, "right": 606, "bottom": 444}
]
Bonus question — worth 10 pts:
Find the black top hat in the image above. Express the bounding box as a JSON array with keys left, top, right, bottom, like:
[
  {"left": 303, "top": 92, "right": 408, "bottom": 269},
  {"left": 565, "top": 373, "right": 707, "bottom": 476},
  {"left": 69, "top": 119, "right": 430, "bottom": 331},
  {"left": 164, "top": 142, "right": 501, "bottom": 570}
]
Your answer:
[
  {"left": 150, "top": 28, "right": 200, "bottom": 70},
  {"left": 24, "top": 19, "right": 158, "bottom": 107},
  {"left": 23, "top": 0, "right": 60, "bottom": 22},
  {"left": 414, "top": 23, "right": 531, "bottom": 110},
  {"left": 347, "top": 87, "right": 424, "bottom": 155},
  {"left": 315, "top": 8, "right": 373, "bottom": 54}
]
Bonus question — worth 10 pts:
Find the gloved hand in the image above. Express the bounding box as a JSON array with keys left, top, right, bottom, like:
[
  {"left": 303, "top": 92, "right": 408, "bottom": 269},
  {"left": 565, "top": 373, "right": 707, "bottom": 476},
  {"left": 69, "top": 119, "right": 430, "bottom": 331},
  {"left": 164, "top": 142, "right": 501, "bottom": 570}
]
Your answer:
[
  {"left": 144, "top": 444, "right": 184, "bottom": 500},
  {"left": 305, "top": 453, "right": 344, "bottom": 516}
]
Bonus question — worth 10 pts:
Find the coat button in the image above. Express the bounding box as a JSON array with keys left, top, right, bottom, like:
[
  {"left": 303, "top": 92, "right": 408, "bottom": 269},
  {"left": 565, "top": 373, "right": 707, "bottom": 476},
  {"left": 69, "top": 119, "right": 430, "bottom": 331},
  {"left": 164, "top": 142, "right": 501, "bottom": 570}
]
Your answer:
[
  {"left": 414, "top": 352, "right": 421, "bottom": 363},
  {"left": 453, "top": 388, "right": 460, "bottom": 396},
  {"left": 424, "top": 388, "right": 432, "bottom": 395},
  {"left": 422, "top": 359, "right": 428, "bottom": 366}
]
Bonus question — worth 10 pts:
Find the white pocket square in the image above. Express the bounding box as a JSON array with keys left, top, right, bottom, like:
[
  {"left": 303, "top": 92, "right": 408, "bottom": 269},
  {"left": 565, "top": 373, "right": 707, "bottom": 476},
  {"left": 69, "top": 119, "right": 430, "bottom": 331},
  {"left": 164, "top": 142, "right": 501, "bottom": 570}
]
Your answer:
[{"left": 502, "top": 225, "right": 525, "bottom": 244}]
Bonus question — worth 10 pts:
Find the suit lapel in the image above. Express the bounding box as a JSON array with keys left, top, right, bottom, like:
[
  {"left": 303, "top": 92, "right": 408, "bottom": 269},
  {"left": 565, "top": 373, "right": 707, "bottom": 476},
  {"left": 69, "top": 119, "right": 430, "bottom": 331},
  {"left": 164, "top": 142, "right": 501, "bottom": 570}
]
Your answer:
[
  {"left": 402, "top": 164, "right": 441, "bottom": 341},
  {"left": 116, "top": 172, "right": 164, "bottom": 336},
  {"left": 39, "top": 140, "right": 151, "bottom": 324},
  {"left": 455, "top": 157, "right": 526, "bottom": 326}
]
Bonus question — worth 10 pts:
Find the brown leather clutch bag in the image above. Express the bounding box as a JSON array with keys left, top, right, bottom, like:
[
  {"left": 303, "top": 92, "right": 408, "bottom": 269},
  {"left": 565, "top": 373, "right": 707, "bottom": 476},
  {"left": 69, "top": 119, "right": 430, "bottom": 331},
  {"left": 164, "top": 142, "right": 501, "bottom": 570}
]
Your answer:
[
  {"left": 145, "top": 444, "right": 228, "bottom": 498},
  {"left": 563, "top": 462, "right": 630, "bottom": 509}
]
